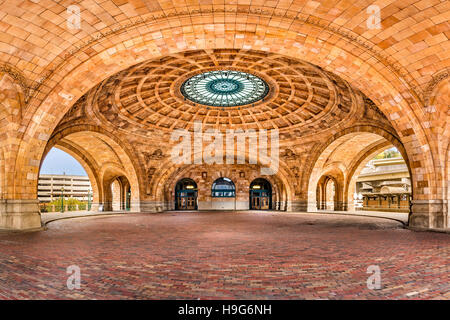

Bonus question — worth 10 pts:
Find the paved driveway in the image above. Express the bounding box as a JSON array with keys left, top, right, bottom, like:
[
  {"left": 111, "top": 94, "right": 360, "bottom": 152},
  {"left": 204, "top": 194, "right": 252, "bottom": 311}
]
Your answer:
[{"left": 0, "top": 211, "right": 448, "bottom": 299}]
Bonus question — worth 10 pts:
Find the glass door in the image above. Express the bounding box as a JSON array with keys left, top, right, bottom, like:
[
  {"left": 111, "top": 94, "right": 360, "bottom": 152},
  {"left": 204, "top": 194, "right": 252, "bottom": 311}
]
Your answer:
[{"left": 176, "top": 190, "right": 197, "bottom": 210}]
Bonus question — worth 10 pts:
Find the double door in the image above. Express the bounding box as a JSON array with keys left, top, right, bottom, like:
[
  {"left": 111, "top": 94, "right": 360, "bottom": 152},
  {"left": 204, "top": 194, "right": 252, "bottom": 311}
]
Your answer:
[
  {"left": 250, "top": 190, "right": 271, "bottom": 210},
  {"left": 176, "top": 191, "right": 197, "bottom": 210}
]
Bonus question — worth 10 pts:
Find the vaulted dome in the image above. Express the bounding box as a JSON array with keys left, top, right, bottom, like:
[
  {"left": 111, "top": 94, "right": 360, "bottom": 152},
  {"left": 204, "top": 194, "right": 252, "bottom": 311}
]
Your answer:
[{"left": 66, "top": 49, "right": 372, "bottom": 136}]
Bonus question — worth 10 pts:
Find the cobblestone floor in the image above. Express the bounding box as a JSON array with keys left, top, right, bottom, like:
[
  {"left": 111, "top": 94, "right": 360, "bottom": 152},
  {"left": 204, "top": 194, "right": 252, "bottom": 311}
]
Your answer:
[{"left": 0, "top": 211, "right": 448, "bottom": 299}]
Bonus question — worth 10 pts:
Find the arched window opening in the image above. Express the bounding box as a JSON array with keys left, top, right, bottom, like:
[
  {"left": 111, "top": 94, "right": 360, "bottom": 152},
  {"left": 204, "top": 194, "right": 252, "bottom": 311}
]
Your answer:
[{"left": 212, "top": 177, "right": 235, "bottom": 198}]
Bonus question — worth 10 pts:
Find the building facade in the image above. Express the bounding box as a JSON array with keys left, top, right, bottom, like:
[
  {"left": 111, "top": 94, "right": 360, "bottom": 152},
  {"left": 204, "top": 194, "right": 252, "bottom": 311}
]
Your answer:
[
  {"left": 356, "top": 158, "right": 411, "bottom": 212},
  {"left": 38, "top": 174, "right": 92, "bottom": 203}
]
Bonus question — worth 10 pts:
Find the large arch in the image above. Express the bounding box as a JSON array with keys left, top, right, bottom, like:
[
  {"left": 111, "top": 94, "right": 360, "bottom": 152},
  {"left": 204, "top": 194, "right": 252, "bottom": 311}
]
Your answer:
[
  {"left": 306, "top": 126, "right": 410, "bottom": 215},
  {"left": 344, "top": 140, "right": 394, "bottom": 212},
  {"left": 43, "top": 126, "right": 142, "bottom": 213},
  {"left": 14, "top": 18, "right": 437, "bottom": 202},
  {"left": 0, "top": 7, "right": 447, "bottom": 229},
  {"left": 316, "top": 167, "right": 345, "bottom": 211},
  {"left": 43, "top": 143, "right": 101, "bottom": 211}
]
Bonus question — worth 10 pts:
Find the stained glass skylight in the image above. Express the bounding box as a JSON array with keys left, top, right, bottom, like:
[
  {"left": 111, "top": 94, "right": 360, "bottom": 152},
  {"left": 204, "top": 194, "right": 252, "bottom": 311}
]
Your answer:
[{"left": 180, "top": 70, "right": 269, "bottom": 107}]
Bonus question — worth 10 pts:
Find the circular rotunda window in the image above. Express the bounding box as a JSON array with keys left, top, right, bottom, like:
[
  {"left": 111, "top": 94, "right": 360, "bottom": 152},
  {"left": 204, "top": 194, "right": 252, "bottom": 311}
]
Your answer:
[{"left": 180, "top": 70, "right": 269, "bottom": 107}]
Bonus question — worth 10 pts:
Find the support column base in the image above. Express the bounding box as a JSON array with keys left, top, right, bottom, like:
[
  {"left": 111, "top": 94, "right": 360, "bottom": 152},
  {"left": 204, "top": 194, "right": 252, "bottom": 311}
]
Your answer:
[
  {"left": 288, "top": 200, "right": 308, "bottom": 212},
  {"left": 139, "top": 201, "right": 165, "bottom": 213},
  {"left": 0, "top": 200, "right": 42, "bottom": 230},
  {"left": 410, "top": 200, "right": 445, "bottom": 229}
]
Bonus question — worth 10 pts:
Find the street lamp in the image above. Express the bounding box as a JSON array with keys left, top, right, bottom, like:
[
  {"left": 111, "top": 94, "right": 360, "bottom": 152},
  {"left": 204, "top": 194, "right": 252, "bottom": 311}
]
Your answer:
[
  {"left": 60, "top": 187, "right": 65, "bottom": 213},
  {"left": 88, "top": 187, "right": 92, "bottom": 211}
]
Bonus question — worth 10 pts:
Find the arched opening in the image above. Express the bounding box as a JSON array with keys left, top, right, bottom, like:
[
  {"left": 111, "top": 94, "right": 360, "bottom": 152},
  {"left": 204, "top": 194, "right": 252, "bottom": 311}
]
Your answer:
[
  {"left": 315, "top": 174, "right": 342, "bottom": 211},
  {"left": 249, "top": 178, "right": 272, "bottom": 210},
  {"left": 38, "top": 147, "right": 93, "bottom": 213},
  {"left": 353, "top": 147, "right": 411, "bottom": 213},
  {"left": 175, "top": 178, "right": 198, "bottom": 210},
  {"left": 209, "top": 177, "right": 237, "bottom": 210},
  {"left": 307, "top": 128, "right": 411, "bottom": 217},
  {"left": 43, "top": 127, "right": 141, "bottom": 214},
  {"left": 4, "top": 8, "right": 443, "bottom": 231},
  {"left": 109, "top": 176, "right": 131, "bottom": 211},
  {"left": 211, "top": 178, "right": 236, "bottom": 198},
  {"left": 325, "top": 178, "right": 336, "bottom": 211},
  {"left": 102, "top": 168, "right": 132, "bottom": 212}
]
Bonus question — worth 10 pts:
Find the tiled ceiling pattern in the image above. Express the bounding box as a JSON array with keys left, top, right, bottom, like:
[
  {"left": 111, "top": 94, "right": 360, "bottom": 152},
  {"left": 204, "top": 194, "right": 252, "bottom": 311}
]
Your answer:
[
  {"left": 0, "top": 0, "right": 448, "bottom": 99},
  {"left": 85, "top": 49, "right": 358, "bottom": 133}
]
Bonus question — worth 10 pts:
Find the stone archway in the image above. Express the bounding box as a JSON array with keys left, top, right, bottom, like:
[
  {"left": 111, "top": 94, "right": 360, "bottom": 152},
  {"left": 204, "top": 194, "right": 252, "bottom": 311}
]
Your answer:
[
  {"left": 325, "top": 178, "right": 336, "bottom": 211},
  {"left": 0, "top": 8, "right": 447, "bottom": 230},
  {"left": 42, "top": 127, "right": 142, "bottom": 215},
  {"left": 41, "top": 144, "right": 101, "bottom": 212},
  {"left": 306, "top": 126, "right": 409, "bottom": 215},
  {"left": 14, "top": 19, "right": 437, "bottom": 212}
]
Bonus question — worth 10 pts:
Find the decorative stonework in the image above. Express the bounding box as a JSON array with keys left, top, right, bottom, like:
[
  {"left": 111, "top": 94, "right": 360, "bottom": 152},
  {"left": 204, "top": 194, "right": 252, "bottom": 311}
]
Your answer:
[
  {"left": 0, "top": 1, "right": 447, "bottom": 231},
  {"left": 0, "top": 64, "right": 30, "bottom": 104},
  {"left": 281, "top": 149, "right": 298, "bottom": 160},
  {"left": 144, "top": 150, "right": 166, "bottom": 162},
  {"left": 29, "top": 8, "right": 419, "bottom": 103},
  {"left": 70, "top": 49, "right": 361, "bottom": 134},
  {"left": 146, "top": 167, "right": 157, "bottom": 195},
  {"left": 423, "top": 68, "right": 450, "bottom": 105}
]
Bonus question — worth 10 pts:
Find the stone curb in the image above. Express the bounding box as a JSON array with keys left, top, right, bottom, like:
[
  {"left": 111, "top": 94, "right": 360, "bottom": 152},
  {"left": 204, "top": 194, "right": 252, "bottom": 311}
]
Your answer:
[
  {"left": 43, "top": 212, "right": 137, "bottom": 227},
  {"left": 406, "top": 226, "right": 450, "bottom": 234},
  {"left": 5, "top": 211, "right": 448, "bottom": 235},
  {"left": 308, "top": 211, "right": 407, "bottom": 226},
  {"left": 0, "top": 226, "right": 46, "bottom": 234}
]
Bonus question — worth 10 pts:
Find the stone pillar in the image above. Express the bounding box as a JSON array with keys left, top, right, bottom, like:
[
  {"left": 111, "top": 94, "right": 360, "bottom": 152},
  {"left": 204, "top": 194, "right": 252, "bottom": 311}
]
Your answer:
[
  {"left": 103, "top": 201, "right": 113, "bottom": 211},
  {"left": 410, "top": 200, "right": 445, "bottom": 229},
  {"left": 0, "top": 199, "right": 42, "bottom": 230},
  {"left": 138, "top": 200, "right": 165, "bottom": 213},
  {"left": 307, "top": 200, "right": 318, "bottom": 212},
  {"left": 335, "top": 201, "right": 348, "bottom": 211},
  {"left": 347, "top": 201, "right": 355, "bottom": 212},
  {"left": 89, "top": 202, "right": 102, "bottom": 212},
  {"left": 289, "top": 200, "right": 308, "bottom": 212},
  {"left": 130, "top": 200, "right": 141, "bottom": 212}
]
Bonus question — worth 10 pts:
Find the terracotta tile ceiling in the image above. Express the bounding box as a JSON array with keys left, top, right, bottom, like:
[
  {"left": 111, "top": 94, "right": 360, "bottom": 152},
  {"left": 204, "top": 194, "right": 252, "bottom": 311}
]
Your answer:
[{"left": 76, "top": 49, "right": 363, "bottom": 134}]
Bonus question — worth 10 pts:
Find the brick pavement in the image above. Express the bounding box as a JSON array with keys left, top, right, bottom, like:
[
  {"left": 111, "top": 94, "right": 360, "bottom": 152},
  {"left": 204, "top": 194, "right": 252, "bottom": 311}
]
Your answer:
[{"left": 0, "top": 211, "right": 448, "bottom": 299}]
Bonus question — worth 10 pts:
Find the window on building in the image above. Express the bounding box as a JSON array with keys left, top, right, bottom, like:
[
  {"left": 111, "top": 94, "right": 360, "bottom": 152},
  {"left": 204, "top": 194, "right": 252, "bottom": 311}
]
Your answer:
[{"left": 212, "top": 177, "right": 236, "bottom": 197}]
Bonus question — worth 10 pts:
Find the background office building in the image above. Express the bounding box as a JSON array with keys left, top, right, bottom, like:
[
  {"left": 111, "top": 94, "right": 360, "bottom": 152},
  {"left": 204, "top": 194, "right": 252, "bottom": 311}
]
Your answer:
[{"left": 38, "top": 174, "right": 92, "bottom": 203}]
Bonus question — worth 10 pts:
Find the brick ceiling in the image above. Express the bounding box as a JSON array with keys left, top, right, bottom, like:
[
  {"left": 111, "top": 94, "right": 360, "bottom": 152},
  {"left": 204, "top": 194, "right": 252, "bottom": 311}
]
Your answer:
[
  {"left": 77, "top": 49, "right": 362, "bottom": 133},
  {"left": 0, "top": 0, "right": 448, "bottom": 105}
]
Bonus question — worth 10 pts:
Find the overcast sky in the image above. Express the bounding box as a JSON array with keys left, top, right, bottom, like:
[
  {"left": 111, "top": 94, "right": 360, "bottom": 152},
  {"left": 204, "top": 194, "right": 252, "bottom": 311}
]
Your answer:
[{"left": 40, "top": 148, "right": 87, "bottom": 176}]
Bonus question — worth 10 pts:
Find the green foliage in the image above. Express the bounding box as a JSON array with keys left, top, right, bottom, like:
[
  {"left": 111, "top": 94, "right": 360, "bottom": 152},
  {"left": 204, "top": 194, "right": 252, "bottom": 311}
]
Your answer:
[
  {"left": 374, "top": 149, "right": 401, "bottom": 159},
  {"left": 43, "top": 198, "right": 88, "bottom": 212},
  {"left": 48, "top": 197, "right": 84, "bottom": 206}
]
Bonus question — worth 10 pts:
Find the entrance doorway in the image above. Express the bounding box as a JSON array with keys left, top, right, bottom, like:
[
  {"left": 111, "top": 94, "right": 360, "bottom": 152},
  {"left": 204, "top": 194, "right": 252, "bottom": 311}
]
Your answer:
[
  {"left": 250, "top": 178, "right": 272, "bottom": 210},
  {"left": 175, "top": 178, "right": 198, "bottom": 210}
]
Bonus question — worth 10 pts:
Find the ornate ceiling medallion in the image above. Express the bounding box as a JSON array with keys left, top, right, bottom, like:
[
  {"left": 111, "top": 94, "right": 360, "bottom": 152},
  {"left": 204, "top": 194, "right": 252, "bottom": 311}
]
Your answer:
[{"left": 180, "top": 70, "right": 269, "bottom": 107}]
